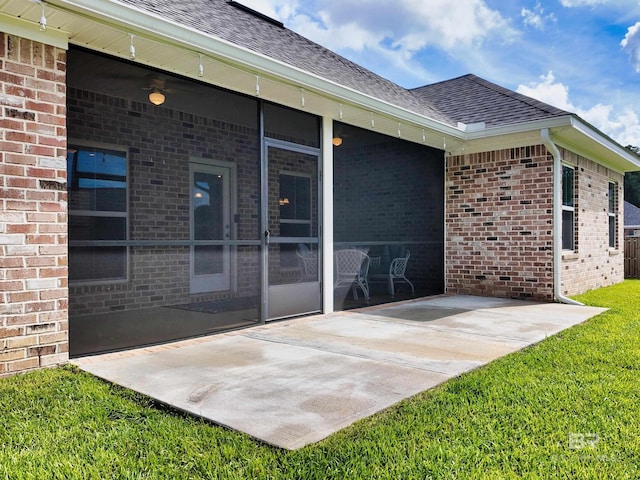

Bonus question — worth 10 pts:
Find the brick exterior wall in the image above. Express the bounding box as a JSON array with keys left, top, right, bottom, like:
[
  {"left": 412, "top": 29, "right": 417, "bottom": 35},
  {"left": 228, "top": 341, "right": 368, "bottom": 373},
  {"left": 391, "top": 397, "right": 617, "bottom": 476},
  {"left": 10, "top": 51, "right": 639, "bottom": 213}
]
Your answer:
[
  {"left": 446, "top": 146, "right": 554, "bottom": 300},
  {"left": 0, "top": 34, "right": 68, "bottom": 376},
  {"left": 560, "top": 148, "right": 624, "bottom": 296},
  {"left": 445, "top": 145, "right": 625, "bottom": 300}
]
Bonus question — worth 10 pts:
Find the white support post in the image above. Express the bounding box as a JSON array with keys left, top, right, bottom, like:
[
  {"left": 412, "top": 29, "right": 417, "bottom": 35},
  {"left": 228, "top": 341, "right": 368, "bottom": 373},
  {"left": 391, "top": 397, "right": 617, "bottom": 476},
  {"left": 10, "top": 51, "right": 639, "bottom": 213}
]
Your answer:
[{"left": 322, "top": 116, "right": 335, "bottom": 313}]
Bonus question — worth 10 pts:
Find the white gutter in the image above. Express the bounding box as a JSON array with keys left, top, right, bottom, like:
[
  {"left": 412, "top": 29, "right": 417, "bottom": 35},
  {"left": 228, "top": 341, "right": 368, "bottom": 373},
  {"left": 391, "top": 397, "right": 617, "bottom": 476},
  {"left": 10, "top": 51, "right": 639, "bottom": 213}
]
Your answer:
[
  {"left": 463, "top": 116, "right": 572, "bottom": 140},
  {"left": 541, "top": 128, "right": 584, "bottom": 306}
]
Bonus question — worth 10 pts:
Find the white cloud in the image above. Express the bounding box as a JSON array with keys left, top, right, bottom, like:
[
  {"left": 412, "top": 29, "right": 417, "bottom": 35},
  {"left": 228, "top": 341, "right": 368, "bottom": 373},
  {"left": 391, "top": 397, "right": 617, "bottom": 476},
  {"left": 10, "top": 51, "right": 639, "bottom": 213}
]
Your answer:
[
  {"left": 240, "top": 0, "right": 516, "bottom": 81},
  {"left": 278, "top": 0, "right": 517, "bottom": 52},
  {"left": 559, "top": 0, "right": 610, "bottom": 6},
  {"left": 621, "top": 21, "right": 640, "bottom": 72},
  {"left": 517, "top": 71, "right": 640, "bottom": 146},
  {"left": 521, "top": 3, "right": 556, "bottom": 30},
  {"left": 516, "top": 71, "right": 573, "bottom": 110}
]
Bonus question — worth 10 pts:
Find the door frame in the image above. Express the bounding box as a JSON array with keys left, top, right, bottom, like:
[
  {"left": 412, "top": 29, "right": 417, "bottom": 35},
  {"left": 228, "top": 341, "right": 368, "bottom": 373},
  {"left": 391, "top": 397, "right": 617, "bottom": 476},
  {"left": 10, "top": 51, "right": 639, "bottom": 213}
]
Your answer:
[
  {"left": 261, "top": 138, "right": 322, "bottom": 321},
  {"left": 189, "top": 158, "right": 237, "bottom": 294}
]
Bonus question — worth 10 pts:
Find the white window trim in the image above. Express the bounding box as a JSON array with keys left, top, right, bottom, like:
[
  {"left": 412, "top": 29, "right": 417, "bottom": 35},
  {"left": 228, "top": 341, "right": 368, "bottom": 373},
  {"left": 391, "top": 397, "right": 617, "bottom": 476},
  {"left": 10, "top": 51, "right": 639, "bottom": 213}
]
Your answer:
[{"left": 68, "top": 141, "right": 130, "bottom": 286}]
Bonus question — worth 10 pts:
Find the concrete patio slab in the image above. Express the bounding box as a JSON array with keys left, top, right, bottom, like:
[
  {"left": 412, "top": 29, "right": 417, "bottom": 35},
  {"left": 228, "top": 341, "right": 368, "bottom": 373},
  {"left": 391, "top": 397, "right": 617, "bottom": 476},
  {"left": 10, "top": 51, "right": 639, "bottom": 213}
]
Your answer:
[{"left": 74, "top": 295, "right": 606, "bottom": 450}]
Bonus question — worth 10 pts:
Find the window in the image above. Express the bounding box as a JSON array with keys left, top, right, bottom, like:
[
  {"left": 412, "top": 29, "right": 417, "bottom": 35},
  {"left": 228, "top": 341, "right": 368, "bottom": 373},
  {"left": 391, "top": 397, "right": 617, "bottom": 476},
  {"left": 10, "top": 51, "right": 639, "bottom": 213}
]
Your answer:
[
  {"left": 279, "top": 173, "right": 311, "bottom": 268},
  {"left": 67, "top": 145, "right": 128, "bottom": 283},
  {"left": 609, "top": 182, "right": 617, "bottom": 248},
  {"left": 562, "top": 165, "right": 575, "bottom": 251}
]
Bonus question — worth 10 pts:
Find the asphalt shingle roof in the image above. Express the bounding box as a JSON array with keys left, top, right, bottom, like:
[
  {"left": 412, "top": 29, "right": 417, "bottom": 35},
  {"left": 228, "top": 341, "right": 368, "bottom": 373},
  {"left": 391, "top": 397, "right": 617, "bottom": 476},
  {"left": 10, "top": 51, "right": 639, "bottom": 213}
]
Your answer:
[
  {"left": 410, "top": 74, "right": 571, "bottom": 128},
  {"left": 119, "top": 0, "right": 572, "bottom": 128},
  {"left": 625, "top": 201, "right": 640, "bottom": 227}
]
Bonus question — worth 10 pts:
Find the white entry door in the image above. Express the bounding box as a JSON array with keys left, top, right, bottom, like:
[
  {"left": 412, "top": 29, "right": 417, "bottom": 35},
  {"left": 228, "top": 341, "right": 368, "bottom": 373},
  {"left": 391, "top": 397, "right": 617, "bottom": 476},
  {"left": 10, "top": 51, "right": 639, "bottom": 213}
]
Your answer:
[{"left": 190, "top": 162, "right": 231, "bottom": 294}]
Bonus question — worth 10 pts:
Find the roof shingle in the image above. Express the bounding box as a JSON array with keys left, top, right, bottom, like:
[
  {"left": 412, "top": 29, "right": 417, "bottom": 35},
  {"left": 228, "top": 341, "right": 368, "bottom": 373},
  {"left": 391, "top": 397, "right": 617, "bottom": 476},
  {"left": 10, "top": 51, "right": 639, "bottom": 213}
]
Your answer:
[
  {"left": 410, "top": 74, "right": 571, "bottom": 128},
  {"left": 625, "top": 201, "right": 640, "bottom": 227}
]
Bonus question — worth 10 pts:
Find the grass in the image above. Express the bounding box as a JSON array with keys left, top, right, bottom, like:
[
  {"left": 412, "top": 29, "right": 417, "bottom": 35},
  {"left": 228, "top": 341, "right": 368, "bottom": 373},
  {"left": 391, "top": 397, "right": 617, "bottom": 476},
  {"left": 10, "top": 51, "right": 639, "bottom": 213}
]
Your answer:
[{"left": 2, "top": 281, "right": 640, "bottom": 479}]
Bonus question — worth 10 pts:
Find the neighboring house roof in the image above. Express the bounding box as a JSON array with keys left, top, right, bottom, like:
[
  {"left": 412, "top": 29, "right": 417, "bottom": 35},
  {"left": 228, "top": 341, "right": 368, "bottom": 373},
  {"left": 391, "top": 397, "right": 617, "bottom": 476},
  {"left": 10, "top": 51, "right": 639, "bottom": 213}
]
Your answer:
[
  {"left": 625, "top": 201, "right": 640, "bottom": 227},
  {"left": 411, "top": 74, "right": 572, "bottom": 128}
]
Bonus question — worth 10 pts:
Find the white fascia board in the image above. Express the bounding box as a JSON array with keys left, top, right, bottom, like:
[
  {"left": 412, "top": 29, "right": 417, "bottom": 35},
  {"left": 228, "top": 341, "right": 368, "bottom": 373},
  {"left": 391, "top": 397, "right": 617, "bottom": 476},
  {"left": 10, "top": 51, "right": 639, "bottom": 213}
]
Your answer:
[
  {"left": 462, "top": 115, "right": 640, "bottom": 173},
  {"left": 567, "top": 117, "right": 640, "bottom": 171},
  {"left": 55, "top": 0, "right": 463, "bottom": 139},
  {"left": 0, "top": 12, "right": 69, "bottom": 49},
  {"left": 451, "top": 116, "right": 572, "bottom": 155},
  {"left": 463, "top": 116, "right": 573, "bottom": 141}
]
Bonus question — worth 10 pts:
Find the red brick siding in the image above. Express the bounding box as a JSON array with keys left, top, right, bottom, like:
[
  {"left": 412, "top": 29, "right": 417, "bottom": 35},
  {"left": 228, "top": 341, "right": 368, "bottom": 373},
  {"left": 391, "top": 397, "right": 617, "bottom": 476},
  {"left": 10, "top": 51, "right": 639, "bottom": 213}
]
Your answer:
[
  {"left": 445, "top": 146, "right": 554, "bottom": 300},
  {"left": 0, "top": 34, "right": 68, "bottom": 376},
  {"left": 560, "top": 149, "right": 624, "bottom": 295}
]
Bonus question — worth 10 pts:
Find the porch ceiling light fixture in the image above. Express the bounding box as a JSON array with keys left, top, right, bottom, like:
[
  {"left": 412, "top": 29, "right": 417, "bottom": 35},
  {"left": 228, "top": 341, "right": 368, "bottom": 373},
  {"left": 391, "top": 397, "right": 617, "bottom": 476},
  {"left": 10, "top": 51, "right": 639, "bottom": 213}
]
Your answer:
[
  {"left": 129, "top": 34, "right": 136, "bottom": 60},
  {"left": 198, "top": 54, "right": 204, "bottom": 77},
  {"left": 38, "top": 0, "right": 47, "bottom": 31},
  {"left": 148, "top": 88, "right": 165, "bottom": 106}
]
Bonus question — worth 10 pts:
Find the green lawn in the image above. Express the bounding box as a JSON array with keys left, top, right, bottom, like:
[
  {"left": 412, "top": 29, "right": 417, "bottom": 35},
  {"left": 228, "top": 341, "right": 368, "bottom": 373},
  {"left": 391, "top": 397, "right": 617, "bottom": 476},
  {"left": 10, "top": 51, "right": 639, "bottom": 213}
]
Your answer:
[{"left": 2, "top": 281, "right": 640, "bottom": 479}]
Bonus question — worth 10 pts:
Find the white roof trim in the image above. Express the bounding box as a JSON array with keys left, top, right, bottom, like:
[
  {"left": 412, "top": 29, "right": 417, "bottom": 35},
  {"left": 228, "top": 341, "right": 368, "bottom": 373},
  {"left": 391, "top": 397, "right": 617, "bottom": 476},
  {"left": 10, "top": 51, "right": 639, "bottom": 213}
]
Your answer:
[
  {"left": 0, "top": 12, "right": 69, "bottom": 49},
  {"left": 56, "top": 0, "right": 463, "bottom": 137}
]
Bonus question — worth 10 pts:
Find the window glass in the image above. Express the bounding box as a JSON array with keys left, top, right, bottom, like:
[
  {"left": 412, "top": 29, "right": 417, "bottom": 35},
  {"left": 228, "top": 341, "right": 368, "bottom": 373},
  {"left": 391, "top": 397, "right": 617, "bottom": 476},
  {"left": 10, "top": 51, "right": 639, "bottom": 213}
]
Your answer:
[
  {"left": 561, "top": 165, "right": 575, "bottom": 251},
  {"left": 562, "top": 210, "right": 574, "bottom": 251},
  {"left": 67, "top": 145, "right": 128, "bottom": 283},
  {"left": 280, "top": 174, "right": 311, "bottom": 222},
  {"left": 69, "top": 216, "right": 126, "bottom": 241},
  {"left": 609, "top": 183, "right": 615, "bottom": 213},
  {"left": 562, "top": 166, "right": 574, "bottom": 207},
  {"left": 68, "top": 148, "right": 127, "bottom": 212},
  {"left": 69, "top": 247, "right": 127, "bottom": 282},
  {"left": 609, "top": 182, "right": 617, "bottom": 248}
]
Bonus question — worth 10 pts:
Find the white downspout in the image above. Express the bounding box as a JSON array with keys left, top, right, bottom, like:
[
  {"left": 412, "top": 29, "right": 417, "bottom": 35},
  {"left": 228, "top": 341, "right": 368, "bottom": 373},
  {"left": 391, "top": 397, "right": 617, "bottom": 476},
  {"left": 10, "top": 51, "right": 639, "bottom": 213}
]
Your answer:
[{"left": 541, "top": 128, "right": 584, "bottom": 306}]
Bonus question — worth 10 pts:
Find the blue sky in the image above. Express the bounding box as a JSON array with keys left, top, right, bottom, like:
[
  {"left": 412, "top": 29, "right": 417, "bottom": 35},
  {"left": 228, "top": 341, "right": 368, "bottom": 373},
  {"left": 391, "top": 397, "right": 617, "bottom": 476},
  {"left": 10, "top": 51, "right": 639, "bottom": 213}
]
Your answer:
[{"left": 242, "top": 0, "right": 640, "bottom": 147}]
